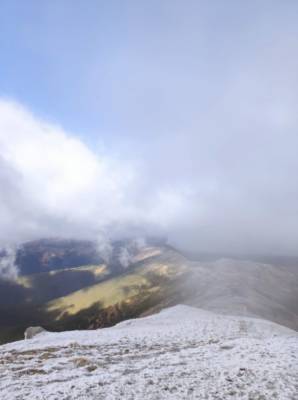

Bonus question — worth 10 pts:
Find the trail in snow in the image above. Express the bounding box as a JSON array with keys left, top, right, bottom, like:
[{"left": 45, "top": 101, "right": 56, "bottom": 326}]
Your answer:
[{"left": 0, "top": 305, "right": 297, "bottom": 399}]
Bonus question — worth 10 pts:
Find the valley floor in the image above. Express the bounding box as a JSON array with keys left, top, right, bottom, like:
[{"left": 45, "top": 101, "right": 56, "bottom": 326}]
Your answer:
[{"left": 0, "top": 305, "right": 297, "bottom": 399}]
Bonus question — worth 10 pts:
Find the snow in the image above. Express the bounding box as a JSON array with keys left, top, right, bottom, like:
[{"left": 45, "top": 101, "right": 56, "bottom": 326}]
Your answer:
[{"left": 0, "top": 305, "right": 297, "bottom": 399}]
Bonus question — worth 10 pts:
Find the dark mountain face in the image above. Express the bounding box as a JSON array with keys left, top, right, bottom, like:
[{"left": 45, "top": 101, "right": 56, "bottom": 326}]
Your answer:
[
  {"left": 16, "top": 239, "right": 103, "bottom": 276},
  {"left": 0, "top": 239, "right": 109, "bottom": 314},
  {"left": 0, "top": 237, "right": 168, "bottom": 309},
  {"left": 14, "top": 236, "right": 167, "bottom": 276},
  {"left": 0, "top": 238, "right": 170, "bottom": 344}
]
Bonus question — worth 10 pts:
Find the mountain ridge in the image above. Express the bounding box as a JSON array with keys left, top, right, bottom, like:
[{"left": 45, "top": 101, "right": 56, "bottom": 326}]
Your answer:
[
  {"left": 1, "top": 304, "right": 297, "bottom": 399},
  {"left": 0, "top": 239, "right": 297, "bottom": 346}
]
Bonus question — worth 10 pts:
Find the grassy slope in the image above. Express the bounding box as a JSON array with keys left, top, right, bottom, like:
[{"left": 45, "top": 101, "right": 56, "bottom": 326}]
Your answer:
[
  {"left": 0, "top": 246, "right": 190, "bottom": 344},
  {"left": 45, "top": 246, "right": 190, "bottom": 322},
  {"left": 17, "top": 264, "right": 107, "bottom": 288},
  {"left": 16, "top": 264, "right": 108, "bottom": 304}
]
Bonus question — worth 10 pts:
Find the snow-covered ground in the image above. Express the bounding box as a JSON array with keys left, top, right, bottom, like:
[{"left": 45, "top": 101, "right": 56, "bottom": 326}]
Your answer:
[{"left": 0, "top": 305, "right": 297, "bottom": 399}]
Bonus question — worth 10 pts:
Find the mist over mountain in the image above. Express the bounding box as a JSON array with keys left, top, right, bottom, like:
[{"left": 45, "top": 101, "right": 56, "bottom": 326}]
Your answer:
[
  {"left": 0, "top": 4, "right": 298, "bottom": 269},
  {"left": 0, "top": 238, "right": 297, "bottom": 348},
  {"left": 0, "top": 85, "right": 298, "bottom": 274}
]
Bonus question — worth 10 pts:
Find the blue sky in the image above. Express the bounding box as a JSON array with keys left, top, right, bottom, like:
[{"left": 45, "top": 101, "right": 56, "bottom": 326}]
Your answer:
[
  {"left": 0, "top": 1, "right": 298, "bottom": 255},
  {"left": 1, "top": 0, "right": 297, "bottom": 147}
]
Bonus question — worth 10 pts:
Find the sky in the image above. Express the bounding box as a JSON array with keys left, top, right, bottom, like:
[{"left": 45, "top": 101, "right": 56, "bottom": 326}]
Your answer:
[{"left": 0, "top": 0, "right": 298, "bottom": 257}]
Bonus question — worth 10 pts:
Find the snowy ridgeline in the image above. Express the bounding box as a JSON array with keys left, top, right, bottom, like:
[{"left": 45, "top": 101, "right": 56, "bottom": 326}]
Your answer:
[{"left": 0, "top": 305, "right": 297, "bottom": 400}]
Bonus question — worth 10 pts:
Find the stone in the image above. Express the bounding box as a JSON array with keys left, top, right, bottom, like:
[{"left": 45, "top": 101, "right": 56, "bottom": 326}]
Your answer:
[{"left": 24, "top": 326, "right": 47, "bottom": 340}]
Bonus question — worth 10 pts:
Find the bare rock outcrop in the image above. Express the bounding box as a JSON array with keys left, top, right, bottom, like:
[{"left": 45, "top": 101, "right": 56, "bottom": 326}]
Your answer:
[{"left": 24, "top": 326, "right": 47, "bottom": 340}]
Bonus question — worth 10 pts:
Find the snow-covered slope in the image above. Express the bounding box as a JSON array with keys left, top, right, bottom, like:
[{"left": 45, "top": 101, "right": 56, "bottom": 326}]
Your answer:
[
  {"left": 0, "top": 305, "right": 297, "bottom": 399},
  {"left": 185, "top": 258, "right": 298, "bottom": 331}
]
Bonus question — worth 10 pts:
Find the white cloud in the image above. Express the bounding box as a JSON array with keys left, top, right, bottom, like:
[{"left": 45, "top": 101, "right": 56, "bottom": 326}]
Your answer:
[
  {"left": 0, "top": 99, "right": 188, "bottom": 248},
  {"left": 0, "top": 246, "right": 18, "bottom": 280},
  {"left": 1, "top": 81, "right": 298, "bottom": 261}
]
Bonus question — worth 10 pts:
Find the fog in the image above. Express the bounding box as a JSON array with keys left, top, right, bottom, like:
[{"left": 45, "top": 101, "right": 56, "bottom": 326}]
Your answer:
[
  {"left": 1, "top": 1, "right": 298, "bottom": 278},
  {"left": 0, "top": 97, "right": 297, "bottom": 259}
]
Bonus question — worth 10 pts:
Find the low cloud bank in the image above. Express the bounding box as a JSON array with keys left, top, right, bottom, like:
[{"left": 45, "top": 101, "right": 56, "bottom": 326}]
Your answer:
[{"left": 0, "top": 94, "right": 298, "bottom": 280}]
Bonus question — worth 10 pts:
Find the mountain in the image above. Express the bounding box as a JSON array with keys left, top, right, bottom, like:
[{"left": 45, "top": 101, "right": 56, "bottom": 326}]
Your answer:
[
  {"left": 44, "top": 247, "right": 298, "bottom": 333},
  {"left": 15, "top": 238, "right": 103, "bottom": 275},
  {"left": 184, "top": 258, "right": 298, "bottom": 330},
  {"left": 0, "top": 238, "right": 165, "bottom": 307},
  {"left": 0, "top": 238, "right": 297, "bottom": 345},
  {"left": 0, "top": 305, "right": 297, "bottom": 399},
  {"left": 14, "top": 237, "right": 167, "bottom": 276}
]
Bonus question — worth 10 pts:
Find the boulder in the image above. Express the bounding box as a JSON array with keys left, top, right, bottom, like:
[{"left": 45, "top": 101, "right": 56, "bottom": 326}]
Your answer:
[{"left": 24, "top": 326, "right": 47, "bottom": 340}]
